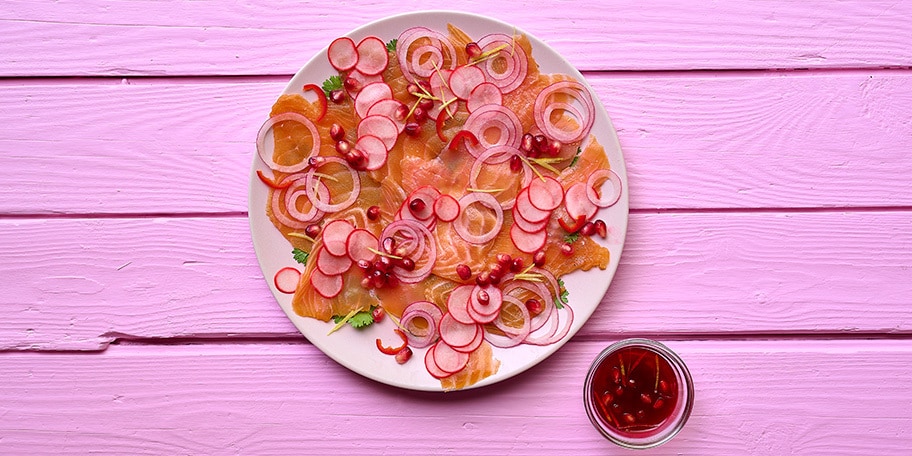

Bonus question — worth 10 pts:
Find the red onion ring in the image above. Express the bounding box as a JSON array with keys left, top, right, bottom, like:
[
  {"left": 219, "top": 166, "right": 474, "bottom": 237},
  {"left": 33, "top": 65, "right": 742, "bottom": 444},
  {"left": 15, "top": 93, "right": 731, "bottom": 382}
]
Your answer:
[
  {"left": 453, "top": 192, "right": 504, "bottom": 245},
  {"left": 468, "top": 145, "right": 532, "bottom": 210},
  {"left": 524, "top": 304, "right": 574, "bottom": 346},
  {"left": 586, "top": 169, "right": 623, "bottom": 208},
  {"left": 476, "top": 33, "right": 528, "bottom": 94},
  {"left": 381, "top": 219, "right": 436, "bottom": 283},
  {"left": 502, "top": 277, "right": 555, "bottom": 333},
  {"left": 400, "top": 300, "right": 443, "bottom": 348},
  {"left": 303, "top": 157, "right": 361, "bottom": 213},
  {"left": 256, "top": 112, "right": 320, "bottom": 174},
  {"left": 269, "top": 174, "right": 327, "bottom": 229},
  {"left": 486, "top": 295, "right": 532, "bottom": 348},
  {"left": 533, "top": 81, "right": 595, "bottom": 144},
  {"left": 396, "top": 27, "right": 457, "bottom": 84},
  {"left": 463, "top": 104, "right": 522, "bottom": 157}
]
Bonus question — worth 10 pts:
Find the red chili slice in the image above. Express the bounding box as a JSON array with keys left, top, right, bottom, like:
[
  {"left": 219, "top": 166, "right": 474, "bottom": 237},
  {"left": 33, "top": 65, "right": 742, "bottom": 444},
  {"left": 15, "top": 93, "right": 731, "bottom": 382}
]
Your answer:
[
  {"left": 435, "top": 109, "right": 450, "bottom": 142},
  {"left": 558, "top": 214, "right": 587, "bottom": 233},
  {"left": 256, "top": 169, "right": 292, "bottom": 189},
  {"left": 302, "top": 83, "right": 327, "bottom": 121},
  {"left": 448, "top": 130, "right": 480, "bottom": 151},
  {"left": 376, "top": 328, "right": 408, "bottom": 355}
]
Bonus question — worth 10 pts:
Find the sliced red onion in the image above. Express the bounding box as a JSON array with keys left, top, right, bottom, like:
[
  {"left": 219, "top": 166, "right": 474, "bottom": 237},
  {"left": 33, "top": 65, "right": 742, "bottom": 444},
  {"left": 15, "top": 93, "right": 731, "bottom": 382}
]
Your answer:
[
  {"left": 468, "top": 145, "right": 532, "bottom": 210},
  {"left": 476, "top": 33, "right": 528, "bottom": 94},
  {"left": 453, "top": 192, "right": 504, "bottom": 245},
  {"left": 400, "top": 300, "right": 443, "bottom": 348},
  {"left": 256, "top": 112, "right": 320, "bottom": 174},
  {"left": 502, "top": 277, "right": 555, "bottom": 333},
  {"left": 381, "top": 219, "right": 436, "bottom": 283},
  {"left": 304, "top": 157, "right": 361, "bottom": 213},
  {"left": 533, "top": 81, "right": 595, "bottom": 144},
  {"left": 487, "top": 295, "right": 532, "bottom": 348},
  {"left": 524, "top": 304, "right": 574, "bottom": 346},
  {"left": 396, "top": 27, "right": 457, "bottom": 84},
  {"left": 586, "top": 169, "right": 623, "bottom": 208},
  {"left": 462, "top": 104, "right": 522, "bottom": 157},
  {"left": 271, "top": 174, "right": 327, "bottom": 229}
]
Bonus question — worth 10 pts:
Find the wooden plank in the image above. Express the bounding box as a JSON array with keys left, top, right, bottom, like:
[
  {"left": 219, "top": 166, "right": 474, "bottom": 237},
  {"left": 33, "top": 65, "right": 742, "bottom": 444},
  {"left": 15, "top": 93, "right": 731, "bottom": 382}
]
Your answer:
[
  {"left": 2, "top": 71, "right": 911, "bottom": 214},
  {"left": 2, "top": 0, "right": 910, "bottom": 76},
  {"left": 1, "top": 339, "right": 911, "bottom": 454},
  {"left": 3, "top": 210, "right": 910, "bottom": 350}
]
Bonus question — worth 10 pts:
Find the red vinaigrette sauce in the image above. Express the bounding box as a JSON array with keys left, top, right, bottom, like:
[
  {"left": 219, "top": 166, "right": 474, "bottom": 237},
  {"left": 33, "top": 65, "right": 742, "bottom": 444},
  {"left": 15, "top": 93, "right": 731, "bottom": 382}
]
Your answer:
[{"left": 583, "top": 339, "right": 694, "bottom": 449}]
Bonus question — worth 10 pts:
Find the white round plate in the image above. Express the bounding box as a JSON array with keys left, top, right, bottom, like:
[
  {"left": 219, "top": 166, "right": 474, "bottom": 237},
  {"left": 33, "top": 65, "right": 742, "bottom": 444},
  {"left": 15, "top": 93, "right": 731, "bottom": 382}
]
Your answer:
[{"left": 249, "top": 11, "right": 628, "bottom": 391}]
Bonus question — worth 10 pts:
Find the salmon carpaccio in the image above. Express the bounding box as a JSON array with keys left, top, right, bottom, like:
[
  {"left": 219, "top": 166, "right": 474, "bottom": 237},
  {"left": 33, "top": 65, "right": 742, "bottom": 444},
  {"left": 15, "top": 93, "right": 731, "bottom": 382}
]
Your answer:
[{"left": 258, "top": 25, "right": 615, "bottom": 390}]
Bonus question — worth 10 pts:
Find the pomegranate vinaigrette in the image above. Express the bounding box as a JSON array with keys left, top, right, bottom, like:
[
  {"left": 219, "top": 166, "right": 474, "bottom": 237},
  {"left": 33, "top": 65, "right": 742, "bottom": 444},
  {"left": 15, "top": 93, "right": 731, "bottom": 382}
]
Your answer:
[{"left": 583, "top": 339, "right": 694, "bottom": 449}]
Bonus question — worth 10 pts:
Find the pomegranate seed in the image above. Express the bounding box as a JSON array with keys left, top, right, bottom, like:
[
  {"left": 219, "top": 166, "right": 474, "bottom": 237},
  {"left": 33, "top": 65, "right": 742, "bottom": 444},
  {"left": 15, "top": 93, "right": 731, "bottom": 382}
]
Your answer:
[
  {"left": 418, "top": 98, "right": 434, "bottom": 111},
  {"left": 510, "top": 257, "right": 524, "bottom": 272},
  {"left": 653, "top": 398, "right": 666, "bottom": 409},
  {"left": 475, "top": 271, "right": 490, "bottom": 286},
  {"left": 404, "top": 122, "right": 421, "bottom": 136},
  {"left": 456, "top": 264, "right": 472, "bottom": 280},
  {"left": 509, "top": 155, "right": 522, "bottom": 172},
  {"left": 489, "top": 263, "right": 504, "bottom": 278},
  {"left": 395, "top": 347, "right": 413, "bottom": 364},
  {"left": 520, "top": 133, "right": 534, "bottom": 153},
  {"left": 413, "top": 106, "right": 428, "bottom": 122},
  {"left": 640, "top": 393, "right": 653, "bottom": 404},
  {"left": 658, "top": 380, "right": 669, "bottom": 393},
  {"left": 417, "top": 80, "right": 432, "bottom": 94},
  {"left": 395, "top": 103, "right": 409, "bottom": 121},
  {"left": 525, "top": 299, "right": 543, "bottom": 315},
  {"left": 488, "top": 272, "right": 501, "bottom": 285},
  {"left": 533, "top": 134, "right": 547, "bottom": 152},
  {"left": 612, "top": 366, "right": 621, "bottom": 384},
  {"left": 308, "top": 156, "right": 326, "bottom": 167},
  {"left": 465, "top": 42, "right": 483, "bottom": 59},
  {"left": 372, "top": 307, "right": 385, "bottom": 322},
  {"left": 329, "top": 89, "right": 346, "bottom": 103},
  {"left": 636, "top": 410, "right": 647, "bottom": 421},
  {"left": 356, "top": 259, "right": 371, "bottom": 270},
  {"left": 560, "top": 243, "right": 574, "bottom": 256},
  {"left": 533, "top": 249, "right": 546, "bottom": 267},
  {"left": 335, "top": 139, "right": 351, "bottom": 155},
  {"left": 379, "top": 255, "right": 393, "bottom": 270},
  {"left": 398, "top": 257, "right": 416, "bottom": 271},
  {"left": 371, "top": 268, "right": 385, "bottom": 281},
  {"left": 367, "top": 205, "right": 380, "bottom": 221},
  {"left": 594, "top": 220, "right": 608, "bottom": 238},
  {"left": 547, "top": 139, "right": 562, "bottom": 156},
  {"left": 580, "top": 222, "right": 596, "bottom": 236},
  {"left": 408, "top": 197, "right": 426, "bottom": 215},
  {"left": 373, "top": 260, "right": 387, "bottom": 273},
  {"left": 614, "top": 385, "right": 625, "bottom": 396},
  {"left": 407, "top": 83, "right": 420, "bottom": 96},
  {"left": 345, "top": 149, "right": 366, "bottom": 169},
  {"left": 381, "top": 236, "right": 396, "bottom": 253},
  {"left": 343, "top": 77, "right": 360, "bottom": 92},
  {"left": 622, "top": 413, "right": 636, "bottom": 424},
  {"left": 627, "top": 378, "right": 637, "bottom": 388},
  {"left": 477, "top": 290, "right": 490, "bottom": 305},
  {"left": 329, "top": 123, "right": 345, "bottom": 141},
  {"left": 304, "top": 224, "right": 321, "bottom": 238},
  {"left": 496, "top": 253, "right": 512, "bottom": 267}
]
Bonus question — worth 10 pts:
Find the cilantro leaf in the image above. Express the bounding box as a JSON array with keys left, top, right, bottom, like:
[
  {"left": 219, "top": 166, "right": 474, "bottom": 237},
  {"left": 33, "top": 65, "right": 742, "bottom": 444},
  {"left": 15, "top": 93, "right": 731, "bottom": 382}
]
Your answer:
[
  {"left": 321, "top": 75, "right": 343, "bottom": 97},
  {"left": 563, "top": 232, "right": 580, "bottom": 244},
  {"left": 331, "top": 306, "right": 376, "bottom": 329},
  {"left": 292, "top": 248, "right": 310, "bottom": 265},
  {"left": 386, "top": 38, "right": 398, "bottom": 52},
  {"left": 569, "top": 147, "right": 582, "bottom": 167},
  {"left": 555, "top": 278, "right": 569, "bottom": 309}
]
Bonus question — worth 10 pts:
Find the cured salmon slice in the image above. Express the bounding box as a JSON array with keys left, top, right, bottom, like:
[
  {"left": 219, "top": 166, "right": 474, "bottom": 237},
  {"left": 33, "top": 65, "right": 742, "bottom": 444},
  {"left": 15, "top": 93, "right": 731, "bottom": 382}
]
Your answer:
[{"left": 439, "top": 341, "right": 501, "bottom": 391}]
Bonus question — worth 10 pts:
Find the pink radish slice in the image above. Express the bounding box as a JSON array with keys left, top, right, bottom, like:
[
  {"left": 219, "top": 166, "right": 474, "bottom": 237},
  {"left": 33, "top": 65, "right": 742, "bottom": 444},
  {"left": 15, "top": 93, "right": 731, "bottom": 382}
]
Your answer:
[
  {"left": 514, "top": 188, "right": 551, "bottom": 223},
  {"left": 586, "top": 169, "right": 623, "bottom": 208},
  {"left": 467, "top": 82, "right": 502, "bottom": 112},
  {"left": 366, "top": 99, "right": 407, "bottom": 133},
  {"left": 449, "top": 65, "right": 485, "bottom": 100},
  {"left": 510, "top": 222, "right": 547, "bottom": 253},
  {"left": 470, "top": 285, "right": 502, "bottom": 317},
  {"left": 327, "top": 37, "right": 358, "bottom": 71},
  {"left": 321, "top": 219, "right": 355, "bottom": 256},
  {"left": 310, "top": 269, "right": 343, "bottom": 298},
  {"left": 354, "top": 36, "right": 389, "bottom": 76},
  {"left": 450, "top": 325, "right": 485, "bottom": 353},
  {"left": 402, "top": 186, "right": 440, "bottom": 221},
  {"left": 511, "top": 205, "right": 548, "bottom": 233},
  {"left": 273, "top": 267, "right": 301, "bottom": 294},
  {"left": 528, "top": 176, "right": 565, "bottom": 211},
  {"left": 439, "top": 313, "right": 481, "bottom": 348},
  {"left": 315, "top": 246, "right": 353, "bottom": 276},
  {"left": 355, "top": 134, "right": 389, "bottom": 171},
  {"left": 424, "top": 345, "right": 453, "bottom": 379},
  {"left": 357, "top": 115, "right": 398, "bottom": 150},
  {"left": 433, "top": 194, "right": 460, "bottom": 222},
  {"left": 344, "top": 69, "right": 383, "bottom": 95},
  {"left": 432, "top": 341, "right": 470, "bottom": 374},
  {"left": 354, "top": 82, "right": 393, "bottom": 119},
  {"left": 446, "top": 285, "right": 476, "bottom": 325},
  {"left": 346, "top": 229, "right": 378, "bottom": 263},
  {"left": 564, "top": 182, "right": 598, "bottom": 221}
]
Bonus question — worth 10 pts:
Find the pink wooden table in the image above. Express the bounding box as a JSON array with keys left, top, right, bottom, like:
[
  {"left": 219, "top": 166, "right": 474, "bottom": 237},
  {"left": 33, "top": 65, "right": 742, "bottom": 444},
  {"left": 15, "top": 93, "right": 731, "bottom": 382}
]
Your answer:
[{"left": 3, "top": 1, "right": 912, "bottom": 454}]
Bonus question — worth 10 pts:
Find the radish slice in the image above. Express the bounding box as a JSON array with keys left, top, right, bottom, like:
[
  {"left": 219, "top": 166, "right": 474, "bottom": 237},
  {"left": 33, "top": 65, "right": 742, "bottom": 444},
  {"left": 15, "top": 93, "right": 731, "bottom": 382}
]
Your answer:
[
  {"left": 469, "top": 285, "right": 502, "bottom": 317},
  {"left": 511, "top": 204, "right": 548, "bottom": 233},
  {"left": 310, "top": 268, "right": 343, "bottom": 298},
  {"left": 400, "top": 186, "right": 440, "bottom": 222},
  {"left": 315, "top": 246, "right": 353, "bottom": 276},
  {"left": 256, "top": 112, "right": 319, "bottom": 173},
  {"left": 366, "top": 99, "right": 407, "bottom": 134},
  {"left": 327, "top": 37, "right": 358, "bottom": 71},
  {"left": 476, "top": 33, "right": 528, "bottom": 94},
  {"left": 439, "top": 313, "right": 480, "bottom": 348},
  {"left": 433, "top": 194, "right": 460, "bottom": 222},
  {"left": 514, "top": 188, "right": 552, "bottom": 223},
  {"left": 354, "top": 134, "right": 389, "bottom": 171},
  {"left": 355, "top": 36, "right": 389, "bottom": 76},
  {"left": 446, "top": 285, "right": 476, "bottom": 325},
  {"left": 510, "top": 222, "right": 547, "bottom": 253},
  {"left": 424, "top": 344, "right": 453, "bottom": 379},
  {"left": 431, "top": 341, "right": 470, "bottom": 374},
  {"left": 273, "top": 267, "right": 301, "bottom": 294},
  {"left": 450, "top": 324, "right": 485, "bottom": 353},
  {"left": 533, "top": 81, "right": 595, "bottom": 144},
  {"left": 304, "top": 157, "right": 361, "bottom": 213},
  {"left": 354, "top": 82, "right": 393, "bottom": 119},
  {"left": 346, "top": 229, "right": 378, "bottom": 263},
  {"left": 467, "top": 82, "right": 503, "bottom": 112},
  {"left": 564, "top": 182, "right": 598, "bottom": 221},
  {"left": 453, "top": 193, "right": 504, "bottom": 245},
  {"left": 528, "top": 176, "right": 565, "bottom": 211},
  {"left": 462, "top": 104, "right": 522, "bottom": 157},
  {"left": 448, "top": 65, "right": 485, "bottom": 100},
  {"left": 586, "top": 169, "right": 623, "bottom": 208},
  {"left": 357, "top": 115, "right": 399, "bottom": 150},
  {"left": 486, "top": 295, "right": 532, "bottom": 348},
  {"left": 401, "top": 300, "right": 443, "bottom": 348},
  {"left": 321, "top": 219, "right": 355, "bottom": 257}
]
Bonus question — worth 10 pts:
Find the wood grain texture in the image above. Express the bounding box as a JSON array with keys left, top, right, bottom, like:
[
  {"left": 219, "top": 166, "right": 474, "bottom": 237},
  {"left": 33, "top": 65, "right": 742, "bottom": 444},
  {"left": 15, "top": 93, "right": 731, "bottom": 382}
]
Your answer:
[
  {"left": 2, "top": 71, "right": 910, "bottom": 215},
  {"left": 2, "top": 0, "right": 911, "bottom": 76},
  {"left": 2, "top": 340, "right": 911, "bottom": 454},
  {"left": 3, "top": 211, "right": 910, "bottom": 350}
]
